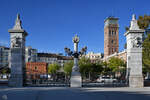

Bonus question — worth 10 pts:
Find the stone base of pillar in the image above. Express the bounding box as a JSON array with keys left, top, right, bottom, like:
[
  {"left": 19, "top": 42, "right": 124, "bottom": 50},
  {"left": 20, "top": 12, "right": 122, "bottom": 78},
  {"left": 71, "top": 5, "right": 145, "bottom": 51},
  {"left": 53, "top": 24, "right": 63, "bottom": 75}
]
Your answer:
[
  {"left": 129, "top": 75, "right": 143, "bottom": 88},
  {"left": 8, "top": 74, "right": 23, "bottom": 87},
  {"left": 70, "top": 71, "right": 82, "bottom": 87}
]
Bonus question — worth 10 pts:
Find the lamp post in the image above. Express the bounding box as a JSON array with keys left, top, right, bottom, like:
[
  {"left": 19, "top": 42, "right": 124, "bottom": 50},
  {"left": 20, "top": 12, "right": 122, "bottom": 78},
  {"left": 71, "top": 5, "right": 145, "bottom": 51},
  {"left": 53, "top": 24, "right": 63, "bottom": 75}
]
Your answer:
[{"left": 64, "top": 34, "right": 87, "bottom": 87}]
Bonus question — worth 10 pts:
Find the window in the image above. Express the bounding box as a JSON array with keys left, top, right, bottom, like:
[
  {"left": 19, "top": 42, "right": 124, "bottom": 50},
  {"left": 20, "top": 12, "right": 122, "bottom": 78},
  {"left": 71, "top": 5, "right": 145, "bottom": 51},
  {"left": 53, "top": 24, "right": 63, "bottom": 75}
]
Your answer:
[
  {"left": 111, "top": 40, "right": 114, "bottom": 44},
  {"left": 35, "top": 66, "right": 38, "bottom": 70},
  {"left": 109, "top": 30, "right": 111, "bottom": 36},
  {"left": 112, "top": 31, "right": 114, "bottom": 35},
  {"left": 114, "top": 31, "right": 116, "bottom": 35},
  {"left": 115, "top": 48, "right": 117, "bottom": 52}
]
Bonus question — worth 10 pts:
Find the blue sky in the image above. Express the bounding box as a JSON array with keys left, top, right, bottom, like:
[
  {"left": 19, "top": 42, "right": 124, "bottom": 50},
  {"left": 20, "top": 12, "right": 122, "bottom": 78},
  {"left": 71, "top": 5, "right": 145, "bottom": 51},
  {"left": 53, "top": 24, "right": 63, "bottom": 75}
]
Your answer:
[{"left": 0, "top": 0, "right": 150, "bottom": 54}]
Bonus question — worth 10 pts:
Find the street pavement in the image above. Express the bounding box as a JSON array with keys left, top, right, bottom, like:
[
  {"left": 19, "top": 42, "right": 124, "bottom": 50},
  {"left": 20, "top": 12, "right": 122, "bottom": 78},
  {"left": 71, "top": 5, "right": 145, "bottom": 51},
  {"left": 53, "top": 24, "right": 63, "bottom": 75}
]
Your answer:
[{"left": 0, "top": 87, "right": 150, "bottom": 100}]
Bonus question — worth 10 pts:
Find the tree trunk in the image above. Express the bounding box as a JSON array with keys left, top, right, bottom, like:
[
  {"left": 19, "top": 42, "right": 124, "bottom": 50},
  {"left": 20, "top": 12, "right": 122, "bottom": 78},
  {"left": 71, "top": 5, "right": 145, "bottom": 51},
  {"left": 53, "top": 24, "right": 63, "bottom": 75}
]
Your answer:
[{"left": 89, "top": 72, "right": 91, "bottom": 80}]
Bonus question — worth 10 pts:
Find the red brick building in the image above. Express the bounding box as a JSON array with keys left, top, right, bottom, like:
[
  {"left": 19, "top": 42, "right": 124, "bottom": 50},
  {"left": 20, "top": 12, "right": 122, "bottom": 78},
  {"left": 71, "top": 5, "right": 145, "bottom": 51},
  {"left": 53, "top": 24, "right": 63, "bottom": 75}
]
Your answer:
[{"left": 26, "top": 62, "right": 47, "bottom": 79}]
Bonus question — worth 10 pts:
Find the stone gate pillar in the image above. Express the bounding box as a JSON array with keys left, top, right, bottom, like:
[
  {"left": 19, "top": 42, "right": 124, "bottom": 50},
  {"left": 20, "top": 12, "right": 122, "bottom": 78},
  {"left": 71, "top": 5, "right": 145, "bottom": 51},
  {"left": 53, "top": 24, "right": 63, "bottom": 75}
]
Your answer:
[
  {"left": 124, "top": 14, "right": 144, "bottom": 88},
  {"left": 8, "top": 14, "right": 28, "bottom": 87}
]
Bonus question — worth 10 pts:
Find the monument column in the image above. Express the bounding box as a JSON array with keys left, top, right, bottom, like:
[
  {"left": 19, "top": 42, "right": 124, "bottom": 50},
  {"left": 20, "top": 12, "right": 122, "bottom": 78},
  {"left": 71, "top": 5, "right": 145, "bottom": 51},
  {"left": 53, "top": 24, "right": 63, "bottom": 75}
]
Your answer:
[
  {"left": 8, "top": 14, "right": 28, "bottom": 87},
  {"left": 71, "top": 35, "right": 82, "bottom": 87},
  {"left": 125, "top": 14, "right": 144, "bottom": 88},
  {"left": 64, "top": 35, "right": 87, "bottom": 87}
]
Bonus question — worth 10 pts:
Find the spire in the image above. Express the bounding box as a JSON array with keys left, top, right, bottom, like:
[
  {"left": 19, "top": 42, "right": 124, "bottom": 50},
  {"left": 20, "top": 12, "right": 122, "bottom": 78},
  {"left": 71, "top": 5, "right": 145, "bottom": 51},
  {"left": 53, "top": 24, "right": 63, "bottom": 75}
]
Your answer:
[
  {"left": 13, "top": 13, "right": 23, "bottom": 30},
  {"left": 129, "top": 14, "right": 140, "bottom": 30},
  {"left": 17, "top": 13, "right": 20, "bottom": 20},
  {"left": 132, "top": 14, "right": 136, "bottom": 20}
]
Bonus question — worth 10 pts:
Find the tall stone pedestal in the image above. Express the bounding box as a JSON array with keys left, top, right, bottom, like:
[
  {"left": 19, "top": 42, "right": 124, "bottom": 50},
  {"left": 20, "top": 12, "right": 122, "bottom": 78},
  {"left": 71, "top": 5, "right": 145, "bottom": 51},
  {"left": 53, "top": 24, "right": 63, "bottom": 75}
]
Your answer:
[
  {"left": 129, "top": 75, "right": 143, "bottom": 88},
  {"left": 9, "top": 48, "right": 24, "bottom": 87},
  {"left": 125, "top": 14, "right": 144, "bottom": 88},
  {"left": 8, "top": 14, "right": 27, "bottom": 87},
  {"left": 70, "top": 70, "right": 82, "bottom": 87},
  {"left": 127, "top": 49, "right": 144, "bottom": 88}
]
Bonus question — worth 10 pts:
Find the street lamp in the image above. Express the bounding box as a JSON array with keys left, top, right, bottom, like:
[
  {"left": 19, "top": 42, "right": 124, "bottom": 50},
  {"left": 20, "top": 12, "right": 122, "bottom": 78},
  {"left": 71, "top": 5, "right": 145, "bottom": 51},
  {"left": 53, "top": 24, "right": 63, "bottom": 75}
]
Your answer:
[{"left": 64, "top": 34, "right": 87, "bottom": 87}]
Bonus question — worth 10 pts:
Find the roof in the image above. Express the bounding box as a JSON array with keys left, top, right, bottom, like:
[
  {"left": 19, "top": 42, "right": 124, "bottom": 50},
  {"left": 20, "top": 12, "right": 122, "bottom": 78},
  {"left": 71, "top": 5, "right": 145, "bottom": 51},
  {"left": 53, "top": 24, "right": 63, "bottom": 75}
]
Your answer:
[
  {"left": 104, "top": 16, "right": 119, "bottom": 23},
  {"left": 0, "top": 46, "right": 10, "bottom": 50},
  {"left": 37, "top": 53, "right": 59, "bottom": 57},
  {"left": 37, "top": 53, "right": 73, "bottom": 60}
]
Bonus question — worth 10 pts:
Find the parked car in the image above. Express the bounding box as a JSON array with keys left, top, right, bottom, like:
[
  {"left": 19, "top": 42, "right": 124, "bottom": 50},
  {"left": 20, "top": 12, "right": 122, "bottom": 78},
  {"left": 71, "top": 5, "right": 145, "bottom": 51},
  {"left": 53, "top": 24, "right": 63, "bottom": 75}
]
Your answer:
[{"left": 97, "top": 76, "right": 117, "bottom": 83}]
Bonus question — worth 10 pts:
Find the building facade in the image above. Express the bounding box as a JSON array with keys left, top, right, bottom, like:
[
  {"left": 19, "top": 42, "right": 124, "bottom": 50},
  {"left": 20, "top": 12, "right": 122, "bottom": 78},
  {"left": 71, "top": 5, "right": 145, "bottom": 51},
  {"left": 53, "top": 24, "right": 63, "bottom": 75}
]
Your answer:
[
  {"left": 26, "top": 62, "right": 47, "bottom": 79},
  {"left": 25, "top": 46, "right": 37, "bottom": 62},
  {"left": 37, "top": 53, "right": 72, "bottom": 66},
  {"left": 103, "top": 49, "right": 127, "bottom": 62},
  {"left": 85, "top": 52, "right": 102, "bottom": 63},
  {"left": 0, "top": 46, "right": 10, "bottom": 68},
  {"left": 104, "top": 17, "right": 119, "bottom": 58}
]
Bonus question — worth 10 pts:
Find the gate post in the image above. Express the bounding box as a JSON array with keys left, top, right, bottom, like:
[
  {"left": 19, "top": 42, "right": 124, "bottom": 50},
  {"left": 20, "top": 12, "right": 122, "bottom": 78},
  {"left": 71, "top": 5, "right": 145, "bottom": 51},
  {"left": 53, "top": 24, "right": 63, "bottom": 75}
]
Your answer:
[
  {"left": 8, "top": 14, "right": 28, "bottom": 87},
  {"left": 124, "top": 14, "right": 144, "bottom": 88}
]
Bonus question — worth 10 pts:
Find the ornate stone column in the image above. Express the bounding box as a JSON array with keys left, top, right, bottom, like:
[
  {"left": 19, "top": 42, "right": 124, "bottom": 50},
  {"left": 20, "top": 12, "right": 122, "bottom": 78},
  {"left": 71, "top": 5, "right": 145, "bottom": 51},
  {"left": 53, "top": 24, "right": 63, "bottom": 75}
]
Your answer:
[
  {"left": 71, "top": 35, "right": 82, "bottom": 87},
  {"left": 64, "top": 35, "right": 87, "bottom": 87},
  {"left": 8, "top": 14, "right": 28, "bottom": 87},
  {"left": 124, "top": 14, "right": 144, "bottom": 87}
]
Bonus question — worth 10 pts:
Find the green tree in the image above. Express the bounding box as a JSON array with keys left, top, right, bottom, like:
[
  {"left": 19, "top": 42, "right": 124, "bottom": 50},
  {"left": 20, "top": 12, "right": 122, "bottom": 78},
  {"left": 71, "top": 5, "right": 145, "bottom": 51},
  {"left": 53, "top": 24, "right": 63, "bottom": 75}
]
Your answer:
[
  {"left": 79, "top": 57, "right": 92, "bottom": 79},
  {"left": 125, "top": 14, "right": 150, "bottom": 31},
  {"left": 101, "top": 61, "right": 112, "bottom": 75},
  {"left": 108, "top": 57, "right": 126, "bottom": 74},
  {"left": 48, "top": 63, "right": 60, "bottom": 81},
  {"left": 90, "top": 62, "right": 104, "bottom": 80},
  {"left": 137, "top": 15, "right": 150, "bottom": 76},
  {"left": 143, "top": 34, "right": 150, "bottom": 74},
  {"left": 138, "top": 15, "right": 150, "bottom": 30},
  {"left": 63, "top": 61, "right": 73, "bottom": 76},
  {"left": 63, "top": 61, "right": 73, "bottom": 81},
  {"left": 79, "top": 57, "right": 104, "bottom": 81},
  {"left": 0, "top": 67, "right": 10, "bottom": 74}
]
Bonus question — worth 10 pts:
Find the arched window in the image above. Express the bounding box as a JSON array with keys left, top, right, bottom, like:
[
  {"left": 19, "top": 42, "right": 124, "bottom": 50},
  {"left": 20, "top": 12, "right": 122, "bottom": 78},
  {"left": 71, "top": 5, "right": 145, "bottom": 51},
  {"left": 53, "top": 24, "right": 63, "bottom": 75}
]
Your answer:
[
  {"left": 111, "top": 40, "right": 114, "bottom": 44},
  {"left": 109, "top": 30, "right": 111, "bottom": 36},
  {"left": 114, "top": 31, "right": 116, "bottom": 35},
  {"left": 35, "top": 66, "right": 38, "bottom": 70}
]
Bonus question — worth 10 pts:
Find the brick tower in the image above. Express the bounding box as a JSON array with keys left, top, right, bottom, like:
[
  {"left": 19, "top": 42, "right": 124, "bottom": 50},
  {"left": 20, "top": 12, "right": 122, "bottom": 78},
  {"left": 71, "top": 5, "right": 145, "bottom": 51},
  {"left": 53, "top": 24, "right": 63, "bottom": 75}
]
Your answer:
[{"left": 104, "top": 17, "right": 119, "bottom": 58}]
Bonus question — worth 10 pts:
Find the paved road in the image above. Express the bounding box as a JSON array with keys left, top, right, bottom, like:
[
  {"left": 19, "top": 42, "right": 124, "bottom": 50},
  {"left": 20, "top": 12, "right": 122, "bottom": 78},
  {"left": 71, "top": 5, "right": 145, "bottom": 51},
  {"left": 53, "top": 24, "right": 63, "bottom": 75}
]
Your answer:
[{"left": 0, "top": 87, "right": 150, "bottom": 100}]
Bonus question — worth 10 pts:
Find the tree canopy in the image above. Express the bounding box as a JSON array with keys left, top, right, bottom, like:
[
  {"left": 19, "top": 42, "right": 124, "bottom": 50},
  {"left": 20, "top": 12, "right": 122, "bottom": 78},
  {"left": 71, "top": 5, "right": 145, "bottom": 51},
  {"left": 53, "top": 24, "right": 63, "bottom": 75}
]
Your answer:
[
  {"left": 79, "top": 57, "right": 103, "bottom": 80},
  {"left": 142, "top": 34, "right": 150, "bottom": 73},
  {"left": 125, "top": 14, "right": 150, "bottom": 31},
  {"left": 137, "top": 15, "right": 150, "bottom": 74},
  {"left": 138, "top": 15, "right": 150, "bottom": 30},
  {"left": 48, "top": 63, "right": 60, "bottom": 74},
  {"left": 63, "top": 61, "right": 73, "bottom": 76},
  {"left": 108, "top": 57, "right": 126, "bottom": 72}
]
